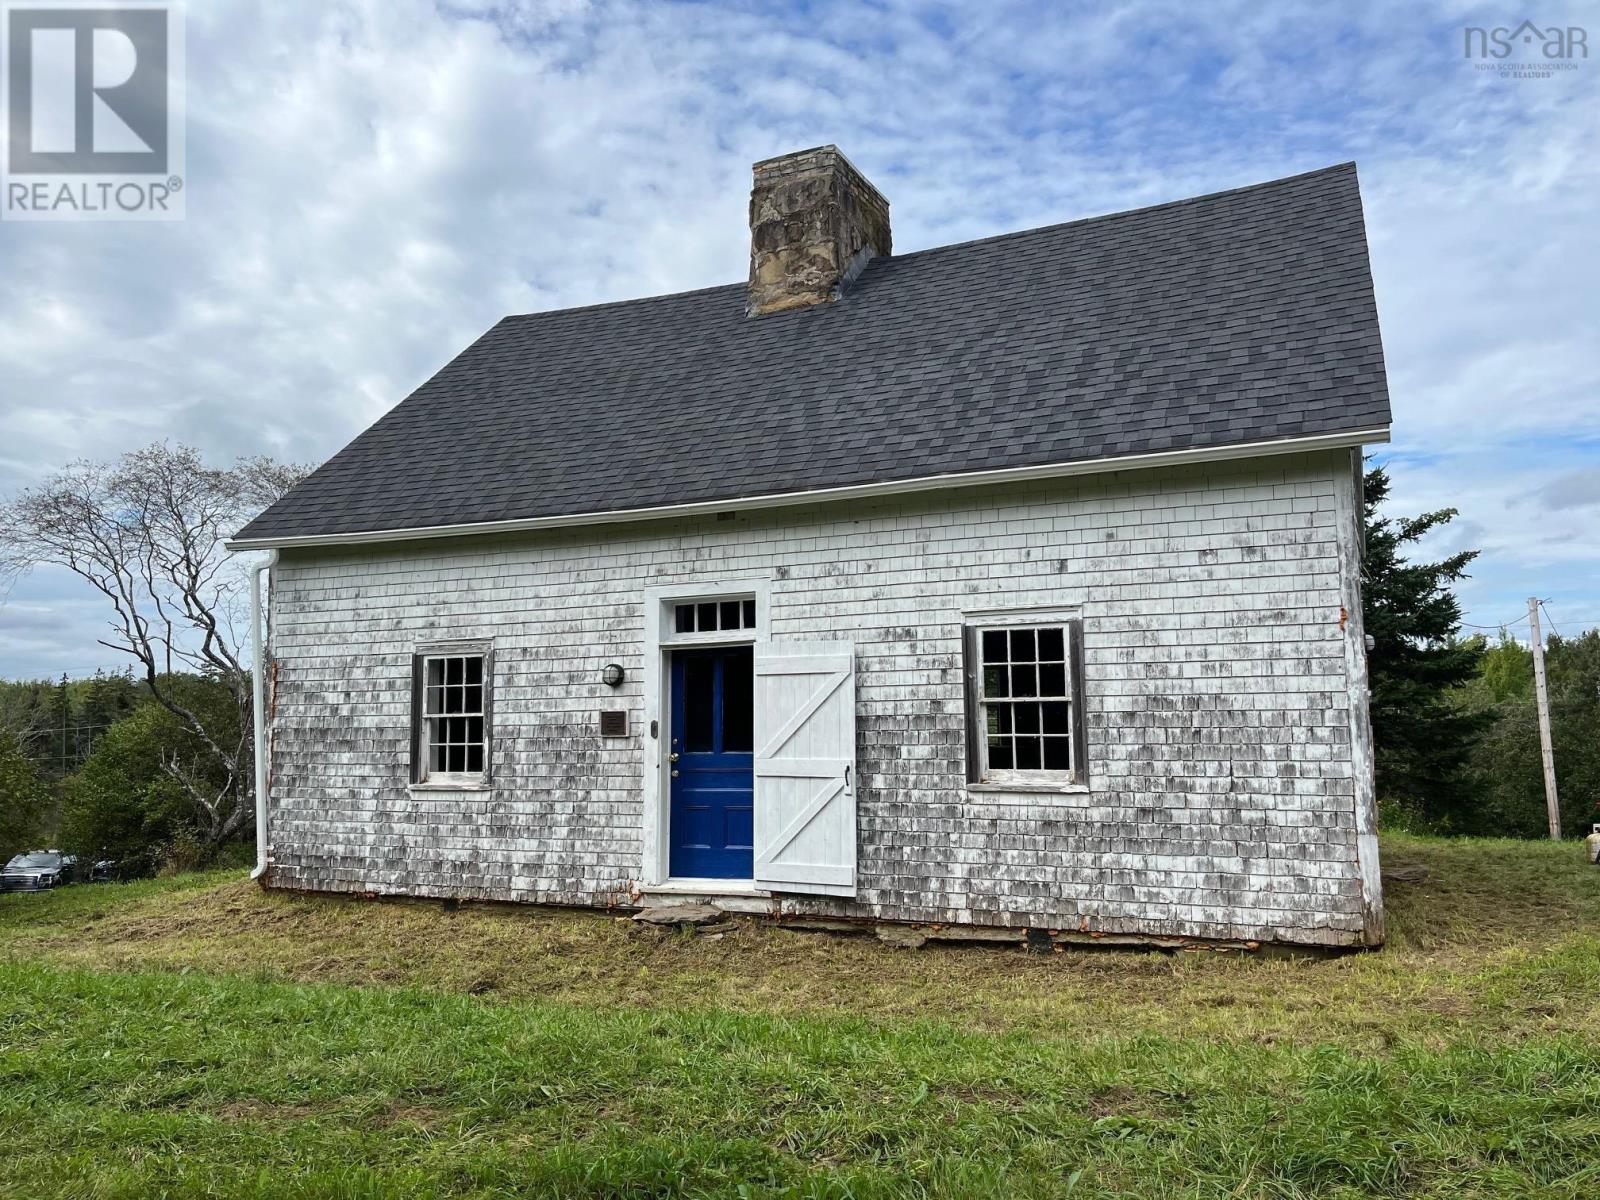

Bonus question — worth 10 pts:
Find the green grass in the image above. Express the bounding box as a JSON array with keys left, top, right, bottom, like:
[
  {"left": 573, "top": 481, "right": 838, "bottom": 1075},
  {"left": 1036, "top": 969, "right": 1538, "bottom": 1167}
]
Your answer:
[{"left": 2, "top": 834, "right": 1598, "bottom": 1197}]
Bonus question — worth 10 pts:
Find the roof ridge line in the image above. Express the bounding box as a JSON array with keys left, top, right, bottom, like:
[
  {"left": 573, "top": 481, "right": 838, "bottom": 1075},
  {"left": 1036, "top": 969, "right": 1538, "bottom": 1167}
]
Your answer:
[
  {"left": 884, "top": 162, "right": 1359, "bottom": 265},
  {"left": 502, "top": 280, "right": 742, "bottom": 323},
  {"left": 500, "top": 162, "right": 1359, "bottom": 322}
]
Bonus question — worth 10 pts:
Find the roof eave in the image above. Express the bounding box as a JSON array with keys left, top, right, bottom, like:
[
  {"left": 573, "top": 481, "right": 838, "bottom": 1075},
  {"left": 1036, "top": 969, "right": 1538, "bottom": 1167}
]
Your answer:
[{"left": 226, "top": 425, "right": 1390, "bottom": 552}]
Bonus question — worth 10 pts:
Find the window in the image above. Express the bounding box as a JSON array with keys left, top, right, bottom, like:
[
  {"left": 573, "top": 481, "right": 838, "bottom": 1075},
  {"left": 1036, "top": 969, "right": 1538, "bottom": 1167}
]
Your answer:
[
  {"left": 674, "top": 597, "right": 757, "bottom": 635},
  {"left": 966, "top": 618, "right": 1086, "bottom": 786},
  {"left": 411, "top": 647, "right": 491, "bottom": 784}
]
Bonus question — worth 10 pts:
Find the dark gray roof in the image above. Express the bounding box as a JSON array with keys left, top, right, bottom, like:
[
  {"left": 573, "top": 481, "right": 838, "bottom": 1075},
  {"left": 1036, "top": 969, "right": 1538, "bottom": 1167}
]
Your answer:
[{"left": 237, "top": 162, "right": 1390, "bottom": 544}]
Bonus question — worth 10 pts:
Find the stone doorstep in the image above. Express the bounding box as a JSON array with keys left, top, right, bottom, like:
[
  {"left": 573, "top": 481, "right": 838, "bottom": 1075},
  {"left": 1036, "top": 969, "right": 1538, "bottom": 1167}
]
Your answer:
[
  {"left": 630, "top": 902, "right": 730, "bottom": 928},
  {"left": 636, "top": 891, "right": 771, "bottom": 916}
]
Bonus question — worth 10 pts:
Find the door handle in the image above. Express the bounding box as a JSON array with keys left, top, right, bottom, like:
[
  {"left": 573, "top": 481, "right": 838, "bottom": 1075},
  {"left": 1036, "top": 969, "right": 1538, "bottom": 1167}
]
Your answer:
[{"left": 669, "top": 752, "right": 680, "bottom": 763}]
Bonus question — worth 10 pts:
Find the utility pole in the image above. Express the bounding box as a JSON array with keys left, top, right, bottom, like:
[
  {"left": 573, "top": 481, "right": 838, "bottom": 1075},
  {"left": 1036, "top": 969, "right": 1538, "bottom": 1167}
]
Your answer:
[{"left": 1528, "top": 597, "right": 1561, "bottom": 840}]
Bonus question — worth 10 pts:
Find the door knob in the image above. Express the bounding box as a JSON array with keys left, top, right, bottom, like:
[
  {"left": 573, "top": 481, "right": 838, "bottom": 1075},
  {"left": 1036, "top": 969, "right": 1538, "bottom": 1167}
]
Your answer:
[{"left": 669, "top": 752, "right": 680, "bottom": 763}]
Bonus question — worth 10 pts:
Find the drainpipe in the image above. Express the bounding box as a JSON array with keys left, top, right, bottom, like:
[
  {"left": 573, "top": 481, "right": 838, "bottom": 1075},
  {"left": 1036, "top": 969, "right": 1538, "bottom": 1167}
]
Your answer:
[{"left": 249, "top": 550, "right": 279, "bottom": 881}]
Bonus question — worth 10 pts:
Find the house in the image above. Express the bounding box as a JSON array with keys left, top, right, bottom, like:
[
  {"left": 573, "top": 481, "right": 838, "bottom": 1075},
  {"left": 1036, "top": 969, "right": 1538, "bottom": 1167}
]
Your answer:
[{"left": 231, "top": 146, "right": 1392, "bottom": 949}]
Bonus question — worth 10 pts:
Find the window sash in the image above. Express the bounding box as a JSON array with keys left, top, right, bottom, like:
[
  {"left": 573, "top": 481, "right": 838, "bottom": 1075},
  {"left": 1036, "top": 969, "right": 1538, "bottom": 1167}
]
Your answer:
[
  {"left": 673, "top": 596, "right": 758, "bottom": 635},
  {"left": 413, "top": 650, "right": 491, "bottom": 783},
  {"left": 968, "top": 621, "right": 1084, "bottom": 784}
]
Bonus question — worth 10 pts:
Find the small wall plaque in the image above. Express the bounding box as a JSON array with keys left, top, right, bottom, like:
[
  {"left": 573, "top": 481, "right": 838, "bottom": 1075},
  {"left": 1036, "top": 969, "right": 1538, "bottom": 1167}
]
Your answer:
[{"left": 598, "top": 710, "right": 628, "bottom": 738}]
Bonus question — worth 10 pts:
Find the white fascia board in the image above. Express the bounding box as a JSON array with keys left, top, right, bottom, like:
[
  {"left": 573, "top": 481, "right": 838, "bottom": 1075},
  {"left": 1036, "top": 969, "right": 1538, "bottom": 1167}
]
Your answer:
[{"left": 225, "top": 426, "right": 1391, "bottom": 552}]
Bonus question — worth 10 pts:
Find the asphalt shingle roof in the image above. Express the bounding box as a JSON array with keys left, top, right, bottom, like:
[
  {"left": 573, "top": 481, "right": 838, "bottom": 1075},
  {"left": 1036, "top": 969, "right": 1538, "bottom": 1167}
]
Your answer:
[{"left": 236, "top": 162, "right": 1390, "bottom": 544}]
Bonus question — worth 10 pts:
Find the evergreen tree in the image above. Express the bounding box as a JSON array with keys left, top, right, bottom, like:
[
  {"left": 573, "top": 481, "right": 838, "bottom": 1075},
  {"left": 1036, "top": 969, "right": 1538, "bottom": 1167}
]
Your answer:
[
  {"left": 0, "top": 736, "right": 49, "bottom": 861},
  {"left": 44, "top": 673, "right": 72, "bottom": 780},
  {"left": 80, "top": 668, "right": 140, "bottom": 759},
  {"left": 1362, "top": 465, "right": 1486, "bottom": 826}
]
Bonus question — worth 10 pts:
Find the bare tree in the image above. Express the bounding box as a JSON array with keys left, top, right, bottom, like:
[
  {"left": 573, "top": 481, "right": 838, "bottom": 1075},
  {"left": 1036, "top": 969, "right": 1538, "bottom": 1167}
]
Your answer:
[{"left": 0, "top": 444, "right": 308, "bottom": 850}]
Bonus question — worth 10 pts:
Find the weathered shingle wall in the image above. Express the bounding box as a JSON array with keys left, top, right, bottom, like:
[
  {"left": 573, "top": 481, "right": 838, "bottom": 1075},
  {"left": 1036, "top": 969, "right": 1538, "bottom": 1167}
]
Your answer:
[{"left": 266, "top": 450, "right": 1377, "bottom": 946}]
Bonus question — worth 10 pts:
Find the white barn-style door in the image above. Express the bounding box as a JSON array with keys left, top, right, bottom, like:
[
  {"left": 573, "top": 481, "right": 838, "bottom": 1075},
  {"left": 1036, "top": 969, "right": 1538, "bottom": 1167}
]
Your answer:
[{"left": 753, "top": 642, "right": 857, "bottom": 897}]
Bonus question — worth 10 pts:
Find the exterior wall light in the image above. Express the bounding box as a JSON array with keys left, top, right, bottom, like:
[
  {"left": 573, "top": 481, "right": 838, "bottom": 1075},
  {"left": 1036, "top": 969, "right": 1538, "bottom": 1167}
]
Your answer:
[{"left": 601, "top": 663, "right": 625, "bottom": 687}]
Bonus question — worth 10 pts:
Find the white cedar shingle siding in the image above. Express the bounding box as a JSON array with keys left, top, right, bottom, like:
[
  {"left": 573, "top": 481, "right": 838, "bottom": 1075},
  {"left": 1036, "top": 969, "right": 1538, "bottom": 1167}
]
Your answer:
[{"left": 266, "top": 450, "right": 1375, "bottom": 947}]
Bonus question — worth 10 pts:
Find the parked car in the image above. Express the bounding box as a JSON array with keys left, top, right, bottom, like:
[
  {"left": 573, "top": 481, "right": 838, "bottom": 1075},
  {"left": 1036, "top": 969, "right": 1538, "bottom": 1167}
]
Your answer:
[{"left": 0, "top": 850, "right": 77, "bottom": 892}]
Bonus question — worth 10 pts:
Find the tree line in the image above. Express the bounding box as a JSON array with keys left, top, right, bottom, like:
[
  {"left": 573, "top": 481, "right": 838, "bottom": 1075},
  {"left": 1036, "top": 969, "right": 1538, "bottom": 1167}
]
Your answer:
[
  {"left": 0, "top": 447, "right": 1595, "bottom": 875},
  {"left": 1363, "top": 466, "right": 1596, "bottom": 837}
]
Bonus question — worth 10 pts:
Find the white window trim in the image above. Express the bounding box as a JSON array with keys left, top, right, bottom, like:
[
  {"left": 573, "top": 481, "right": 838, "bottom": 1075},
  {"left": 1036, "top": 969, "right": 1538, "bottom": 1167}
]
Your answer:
[
  {"left": 640, "top": 579, "right": 772, "bottom": 887},
  {"left": 667, "top": 594, "right": 760, "bottom": 642},
  {"left": 657, "top": 580, "right": 770, "bottom": 648},
  {"left": 963, "top": 608, "right": 1087, "bottom": 791},
  {"left": 411, "top": 639, "right": 494, "bottom": 791}
]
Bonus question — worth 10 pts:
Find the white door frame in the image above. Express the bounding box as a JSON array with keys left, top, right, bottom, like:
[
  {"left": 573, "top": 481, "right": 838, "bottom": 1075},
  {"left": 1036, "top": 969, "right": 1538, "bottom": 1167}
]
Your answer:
[{"left": 640, "top": 579, "right": 772, "bottom": 887}]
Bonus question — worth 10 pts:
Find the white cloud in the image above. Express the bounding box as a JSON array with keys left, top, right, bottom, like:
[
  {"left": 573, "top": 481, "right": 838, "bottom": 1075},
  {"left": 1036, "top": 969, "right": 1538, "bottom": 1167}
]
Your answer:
[{"left": 1, "top": 0, "right": 1597, "bottom": 676}]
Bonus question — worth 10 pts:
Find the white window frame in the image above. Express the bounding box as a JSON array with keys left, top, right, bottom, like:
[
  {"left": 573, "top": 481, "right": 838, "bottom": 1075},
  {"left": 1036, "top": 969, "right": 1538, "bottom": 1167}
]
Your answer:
[
  {"left": 411, "top": 640, "right": 493, "bottom": 789},
  {"left": 658, "top": 582, "right": 768, "bottom": 650},
  {"left": 964, "top": 609, "right": 1087, "bottom": 790},
  {"left": 669, "top": 595, "right": 760, "bottom": 639}
]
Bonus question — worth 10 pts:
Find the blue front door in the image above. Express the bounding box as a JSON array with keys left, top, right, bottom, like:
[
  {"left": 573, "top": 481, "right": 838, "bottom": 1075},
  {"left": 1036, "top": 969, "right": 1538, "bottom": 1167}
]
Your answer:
[{"left": 669, "top": 645, "right": 754, "bottom": 879}]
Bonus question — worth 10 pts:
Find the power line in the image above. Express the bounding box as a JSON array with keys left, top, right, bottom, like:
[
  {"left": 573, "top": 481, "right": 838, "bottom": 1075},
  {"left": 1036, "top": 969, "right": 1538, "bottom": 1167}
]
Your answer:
[
  {"left": 1459, "top": 612, "right": 1531, "bottom": 631},
  {"left": 1537, "top": 600, "right": 1563, "bottom": 640}
]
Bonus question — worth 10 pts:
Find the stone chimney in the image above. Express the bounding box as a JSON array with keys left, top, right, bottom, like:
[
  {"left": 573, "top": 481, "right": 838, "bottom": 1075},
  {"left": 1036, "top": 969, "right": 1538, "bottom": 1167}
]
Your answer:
[{"left": 747, "top": 146, "right": 891, "bottom": 317}]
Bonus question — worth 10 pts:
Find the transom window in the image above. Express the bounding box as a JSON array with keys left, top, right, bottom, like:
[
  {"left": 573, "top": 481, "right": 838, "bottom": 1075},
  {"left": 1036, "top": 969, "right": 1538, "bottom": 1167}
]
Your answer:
[
  {"left": 412, "top": 649, "right": 491, "bottom": 783},
  {"left": 674, "top": 597, "right": 757, "bottom": 635},
  {"left": 967, "top": 619, "right": 1086, "bottom": 785}
]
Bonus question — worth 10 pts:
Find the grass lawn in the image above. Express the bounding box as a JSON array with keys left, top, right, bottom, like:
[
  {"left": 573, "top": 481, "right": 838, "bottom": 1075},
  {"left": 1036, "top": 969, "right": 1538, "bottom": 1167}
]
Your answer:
[{"left": 2, "top": 835, "right": 1597, "bottom": 1198}]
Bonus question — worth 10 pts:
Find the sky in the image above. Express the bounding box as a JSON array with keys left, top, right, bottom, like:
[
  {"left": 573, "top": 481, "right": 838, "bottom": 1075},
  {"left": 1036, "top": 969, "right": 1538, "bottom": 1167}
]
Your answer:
[{"left": 1, "top": 0, "right": 1597, "bottom": 677}]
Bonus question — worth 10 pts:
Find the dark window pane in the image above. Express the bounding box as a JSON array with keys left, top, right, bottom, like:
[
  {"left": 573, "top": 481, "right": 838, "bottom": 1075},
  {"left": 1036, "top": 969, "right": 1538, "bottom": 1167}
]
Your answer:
[
  {"left": 1039, "top": 662, "right": 1067, "bottom": 697},
  {"left": 987, "top": 737, "right": 1013, "bottom": 769},
  {"left": 1014, "top": 704, "right": 1040, "bottom": 735},
  {"left": 466, "top": 716, "right": 484, "bottom": 745},
  {"left": 466, "top": 744, "right": 484, "bottom": 774},
  {"left": 985, "top": 707, "right": 1001, "bottom": 736},
  {"left": 982, "top": 665, "right": 1008, "bottom": 698},
  {"left": 994, "top": 705, "right": 1014, "bottom": 735},
  {"left": 697, "top": 602, "right": 718, "bottom": 631},
  {"left": 1011, "top": 664, "right": 1037, "bottom": 698},
  {"left": 742, "top": 599, "right": 756, "bottom": 627},
  {"left": 446, "top": 687, "right": 463, "bottom": 714},
  {"left": 982, "top": 630, "right": 1008, "bottom": 662},
  {"left": 720, "top": 600, "right": 741, "bottom": 630},
  {"left": 683, "top": 655, "right": 714, "bottom": 752},
  {"left": 1037, "top": 627, "right": 1065, "bottom": 661},
  {"left": 465, "top": 656, "right": 483, "bottom": 685},
  {"left": 447, "top": 743, "right": 465, "bottom": 773},
  {"left": 1015, "top": 737, "right": 1042, "bottom": 770},
  {"left": 1009, "top": 629, "right": 1036, "bottom": 662},
  {"left": 676, "top": 604, "right": 694, "bottom": 633},
  {"left": 446, "top": 657, "right": 463, "bottom": 685},
  {"left": 1041, "top": 702, "right": 1071, "bottom": 736},
  {"left": 722, "top": 650, "right": 753, "bottom": 752},
  {"left": 463, "top": 684, "right": 482, "bottom": 715},
  {"left": 1043, "top": 737, "right": 1071, "bottom": 771}
]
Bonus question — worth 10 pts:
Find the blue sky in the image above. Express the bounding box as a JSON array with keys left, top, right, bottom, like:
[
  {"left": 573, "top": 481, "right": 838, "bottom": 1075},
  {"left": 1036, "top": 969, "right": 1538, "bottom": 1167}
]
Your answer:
[{"left": 1, "top": 0, "right": 1597, "bottom": 676}]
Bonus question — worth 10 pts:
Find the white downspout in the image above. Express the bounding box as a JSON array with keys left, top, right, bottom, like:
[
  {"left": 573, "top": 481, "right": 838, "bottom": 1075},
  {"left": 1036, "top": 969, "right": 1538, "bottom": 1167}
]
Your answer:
[{"left": 249, "top": 550, "right": 279, "bottom": 881}]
